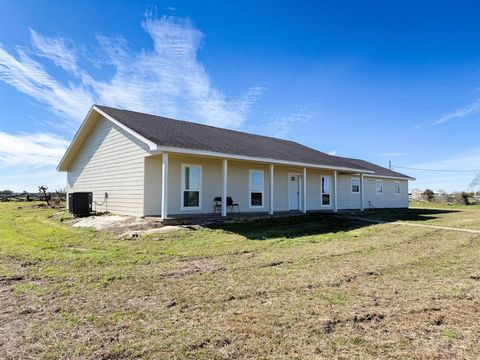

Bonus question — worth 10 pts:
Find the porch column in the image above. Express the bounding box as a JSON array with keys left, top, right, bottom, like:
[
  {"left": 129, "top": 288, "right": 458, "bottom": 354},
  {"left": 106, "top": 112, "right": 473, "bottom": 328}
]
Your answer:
[
  {"left": 161, "top": 152, "right": 169, "bottom": 221},
  {"left": 360, "top": 173, "right": 365, "bottom": 211},
  {"left": 269, "top": 164, "right": 274, "bottom": 215},
  {"left": 222, "top": 159, "right": 228, "bottom": 217},
  {"left": 303, "top": 167, "right": 307, "bottom": 213},
  {"left": 333, "top": 170, "right": 338, "bottom": 212}
]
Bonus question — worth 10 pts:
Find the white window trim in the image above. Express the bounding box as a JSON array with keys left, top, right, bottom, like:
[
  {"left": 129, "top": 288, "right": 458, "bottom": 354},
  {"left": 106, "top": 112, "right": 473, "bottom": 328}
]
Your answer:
[
  {"left": 394, "top": 181, "right": 401, "bottom": 195},
  {"left": 249, "top": 169, "right": 265, "bottom": 209},
  {"left": 180, "top": 163, "right": 202, "bottom": 210},
  {"left": 321, "top": 175, "right": 332, "bottom": 207},
  {"left": 351, "top": 177, "right": 360, "bottom": 193},
  {"left": 376, "top": 179, "right": 384, "bottom": 194}
]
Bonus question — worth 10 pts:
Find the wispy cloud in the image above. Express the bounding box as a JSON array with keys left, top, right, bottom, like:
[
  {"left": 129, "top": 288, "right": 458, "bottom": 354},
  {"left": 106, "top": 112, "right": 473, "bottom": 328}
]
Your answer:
[
  {"left": 434, "top": 99, "right": 480, "bottom": 125},
  {"left": 0, "top": 15, "right": 262, "bottom": 131},
  {"left": 327, "top": 150, "right": 337, "bottom": 155},
  {"left": 0, "top": 132, "right": 69, "bottom": 167},
  {"left": 30, "top": 29, "right": 80, "bottom": 74},
  {"left": 0, "top": 46, "right": 94, "bottom": 127},
  {"left": 378, "top": 152, "right": 406, "bottom": 157}
]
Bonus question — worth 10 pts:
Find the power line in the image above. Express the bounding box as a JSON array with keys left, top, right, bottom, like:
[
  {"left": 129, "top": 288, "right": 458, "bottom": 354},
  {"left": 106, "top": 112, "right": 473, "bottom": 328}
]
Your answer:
[{"left": 392, "top": 165, "right": 480, "bottom": 173}]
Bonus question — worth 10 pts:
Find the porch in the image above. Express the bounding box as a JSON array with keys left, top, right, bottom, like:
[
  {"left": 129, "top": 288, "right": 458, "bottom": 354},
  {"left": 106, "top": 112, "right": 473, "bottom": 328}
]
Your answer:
[
  {"left": 147, "top": 209, "right": 340, "bottom": 226},
  {"left": 144, "top": 152, "right": 369, "bottom": 219}
]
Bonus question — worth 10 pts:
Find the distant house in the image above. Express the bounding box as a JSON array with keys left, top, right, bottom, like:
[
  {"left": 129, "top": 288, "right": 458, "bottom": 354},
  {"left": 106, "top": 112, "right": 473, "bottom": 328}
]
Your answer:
[{"left": 57, "top": 105, "right": 414, "bottom": 218}]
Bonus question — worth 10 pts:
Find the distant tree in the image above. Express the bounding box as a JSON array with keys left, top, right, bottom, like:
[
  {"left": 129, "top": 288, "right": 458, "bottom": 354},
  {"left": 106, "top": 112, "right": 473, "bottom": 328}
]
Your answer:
[
  {"left": 460, "top": 192, "right": 471, "bottom": 205},
  {"left": 0, "top": 189, "right": 13, "bottom": 195},
  {"left": 423, "top": 189, "right": 435, "bottom": 201},
  {"left": 470, "top": 173, "right": 480, "bottom": 194}
]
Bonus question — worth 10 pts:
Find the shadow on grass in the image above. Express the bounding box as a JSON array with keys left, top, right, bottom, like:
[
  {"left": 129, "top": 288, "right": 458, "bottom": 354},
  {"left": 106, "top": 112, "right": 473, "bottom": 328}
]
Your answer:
[
  {"left": 210, "top": 208, "right": 460, "bottom": 240},
  {"left": 355, "top": 208, "right": 459, "bottom": 222},
  {"left": 213, "top": 214, "right": 367, "bottom": 240}
]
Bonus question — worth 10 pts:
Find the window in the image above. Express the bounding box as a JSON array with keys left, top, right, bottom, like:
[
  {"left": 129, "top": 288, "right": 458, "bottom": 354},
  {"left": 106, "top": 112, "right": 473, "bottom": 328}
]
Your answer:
[
  {"left": 376, "top": 179, "right": 384, "bottom": 194},
  {"left": 249, "top": 170, "right": 264, "bottom": 207},
  {"left": 394, "top": 181, "right": 401, "bottom": 195},
  {"left": 321, "top": 176, "right": 331, "bottom": 206},
  {"left": 351, "top": 178, "right": 360, "bottom": 193},
  {"left": 181, "top": 164, "right": 202, "bottom": 209}
]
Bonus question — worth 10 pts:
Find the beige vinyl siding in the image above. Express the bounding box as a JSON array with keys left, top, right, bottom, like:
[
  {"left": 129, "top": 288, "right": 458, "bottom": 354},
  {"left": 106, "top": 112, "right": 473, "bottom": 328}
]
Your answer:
[
  {"left": 143, "top": 156, "right": 162, "bottom": 216},
  {"left": 363, "top": 178, "right": 409, "bottom": 209},
  {"left": 226, "top": 161, "right": 270, "bottom": 213},
  {"left": 337, "top": 174, "right": 362, "bottom": 210},
  {"left": 163, "top": 155, "right": 272, "bottom": 215},
  {"left": 143, "top": 157, "right": 341, "bottom": 216},
  {"left": 67, "top": 116, "right": 148, "bottom": 216},
  {"left": 305, "top": 169, "right": 335, "bottom": 211},
  {"left": 167, "top": 155, "right": 222, "bottom": 215},
  {"left": 337, "top": 175, "right": 409, "bottom": 210}
]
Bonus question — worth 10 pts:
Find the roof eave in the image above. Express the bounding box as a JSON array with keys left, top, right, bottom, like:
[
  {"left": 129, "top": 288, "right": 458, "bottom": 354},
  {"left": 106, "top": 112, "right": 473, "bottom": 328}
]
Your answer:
[{"left": 149, "top": 146, "right": 375, "bottom": 174}]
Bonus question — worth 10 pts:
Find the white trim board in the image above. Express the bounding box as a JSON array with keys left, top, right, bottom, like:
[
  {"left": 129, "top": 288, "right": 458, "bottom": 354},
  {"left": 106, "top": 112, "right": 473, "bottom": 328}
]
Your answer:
[
  {"left": 363, "top": 174, "right": 415, "bottom": 181},
  {"left": 57, "top": 106, "right": 158, "bottom": 171},
  {"left": 94, "top": 106, "right": 158, "bottom": 151}
]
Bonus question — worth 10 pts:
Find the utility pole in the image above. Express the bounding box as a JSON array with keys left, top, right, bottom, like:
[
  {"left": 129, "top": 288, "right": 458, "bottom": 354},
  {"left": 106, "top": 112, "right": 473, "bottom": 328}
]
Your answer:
[{"left": 389, "top": 160, "right": 392, "bottom": 170}]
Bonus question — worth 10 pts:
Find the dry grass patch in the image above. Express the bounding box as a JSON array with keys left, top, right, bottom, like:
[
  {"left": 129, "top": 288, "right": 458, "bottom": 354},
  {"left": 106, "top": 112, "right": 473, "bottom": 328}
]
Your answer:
[{"left": 0, "top": 202, "right": 479, "bottom": 359}]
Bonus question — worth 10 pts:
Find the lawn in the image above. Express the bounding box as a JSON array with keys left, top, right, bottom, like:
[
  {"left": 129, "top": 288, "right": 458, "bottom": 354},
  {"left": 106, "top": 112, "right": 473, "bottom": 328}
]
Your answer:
[
  {"left": 0, "top": 202, "right": 479, "bottom": 359},
  {"left": 356, "top": 201, "right": 480, "bottom": 230}
]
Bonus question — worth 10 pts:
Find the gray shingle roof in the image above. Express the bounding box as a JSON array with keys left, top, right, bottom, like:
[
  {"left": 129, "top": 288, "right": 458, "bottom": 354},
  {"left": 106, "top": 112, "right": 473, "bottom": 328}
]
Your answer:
[{"left": 95, "top": 105, "right": 412, "bottom": 179}]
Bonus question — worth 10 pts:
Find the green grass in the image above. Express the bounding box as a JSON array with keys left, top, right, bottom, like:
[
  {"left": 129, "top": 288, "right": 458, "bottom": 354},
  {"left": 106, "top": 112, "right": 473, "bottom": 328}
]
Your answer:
[
  {"left": 0, "top": 202, "right": 479, "bottom": 359},
  {"left": 356, "top": 201, "right": 480, "bottom": 230}
]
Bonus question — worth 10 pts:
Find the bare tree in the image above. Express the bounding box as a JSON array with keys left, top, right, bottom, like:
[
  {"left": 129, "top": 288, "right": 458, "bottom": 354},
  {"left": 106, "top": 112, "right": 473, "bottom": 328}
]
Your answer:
[
  {"left": 470, "top": 173, "right": 480, "bottom": 194},
  {"left": 38, "top": 185, "right": 50, "bottom": 206}
]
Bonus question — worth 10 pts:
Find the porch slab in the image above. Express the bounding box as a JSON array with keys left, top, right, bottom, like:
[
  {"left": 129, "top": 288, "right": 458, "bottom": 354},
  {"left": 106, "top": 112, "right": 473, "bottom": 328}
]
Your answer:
[{"left": 146, "top": 210, "right": 335, "bottom": 226}]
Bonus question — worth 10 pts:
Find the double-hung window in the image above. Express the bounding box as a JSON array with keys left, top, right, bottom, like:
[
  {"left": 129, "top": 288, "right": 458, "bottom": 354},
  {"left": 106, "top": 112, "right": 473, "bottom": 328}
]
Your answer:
[
  {"left": 181, "top": 164, "right": 202, "bottom": 209},
  {"left": 351, "top": 178, "right": 360, "bottom": 193},
  {"left": 321, "top": 175, "right": 331, "bottom": 206},
  {"left": 394, "top": 181, "right": 401, "bottom": 195},
  {"left": 249, "top": 170, "right": 264, "bottom": 207},
  {"left": 376, "top": 179, "right": 384, "bottom": 194}
]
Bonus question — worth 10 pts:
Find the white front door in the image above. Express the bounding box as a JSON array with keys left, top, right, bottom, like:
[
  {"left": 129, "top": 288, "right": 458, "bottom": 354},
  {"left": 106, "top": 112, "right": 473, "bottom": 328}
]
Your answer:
[{"left": 289, "top": 174, "right": 300, "bottom": 210}]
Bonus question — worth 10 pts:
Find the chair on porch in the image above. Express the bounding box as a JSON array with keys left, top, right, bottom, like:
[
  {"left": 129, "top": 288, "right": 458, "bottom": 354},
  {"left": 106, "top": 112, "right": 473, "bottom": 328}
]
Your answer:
[
  {"left": 213, "top": 197, "right": 222, "bottom": 214},
  {"left": 227, "top": 196, "right": 240, "bottom": 214},
  {"left": 213, "top": 196, "right": 240, "bottom": 214}
]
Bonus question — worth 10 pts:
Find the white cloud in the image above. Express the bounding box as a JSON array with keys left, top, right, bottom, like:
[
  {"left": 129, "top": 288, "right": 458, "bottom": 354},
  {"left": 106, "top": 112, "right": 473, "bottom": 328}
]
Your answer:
[
  {"left": 0, "top": 46, "right": 94, "bottom": 128},
  {"left": 327, "top": 150, "right": 337, "bottom": 155},
  {"left": 0, "top": 15, "right": 262, "bottom": 131},
  {"left": 30, "top": 29, "right": 79, "bottom": 74},
  {"left": 378, "top": 152, "right": 406, "bottom": 157},
  {"left": 434, "top": 99, "right": 480, "bottom": 125},
  {"left": 0, "top": 132, "right": 69, "bottom": 167}
]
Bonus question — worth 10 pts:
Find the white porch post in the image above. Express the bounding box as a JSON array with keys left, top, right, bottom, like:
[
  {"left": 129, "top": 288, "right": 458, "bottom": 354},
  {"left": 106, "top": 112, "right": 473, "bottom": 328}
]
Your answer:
[
  {"left": 161, "top": 152, "right": 169, "bottom": 221},
  {"left": 222, "top": 159, "right": 228, "bottom": 217},
  {"left": 334, "top": 170, "right": 338, "bottom": 212},
  {"left": 303, "top": 167, "right": 307, "bottom": 213},
  {"left": 360, "top": 173, "right": 365, "bottom": 211},
  {"left": 269, "top": 164, "right": 274, "bottom": 215}
]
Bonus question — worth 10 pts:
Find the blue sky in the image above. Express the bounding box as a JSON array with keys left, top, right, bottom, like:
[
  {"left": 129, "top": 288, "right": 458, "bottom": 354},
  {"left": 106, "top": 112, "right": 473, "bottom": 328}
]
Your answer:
[{"left": 1, "top": 0, "right": 479, "bottom": 192}]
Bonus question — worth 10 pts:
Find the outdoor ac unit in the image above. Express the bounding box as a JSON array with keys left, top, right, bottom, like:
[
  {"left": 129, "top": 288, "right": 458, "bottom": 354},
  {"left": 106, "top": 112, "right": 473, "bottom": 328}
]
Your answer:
[{"left": 68, "top": 192, "right": 92, "bottom": 217}]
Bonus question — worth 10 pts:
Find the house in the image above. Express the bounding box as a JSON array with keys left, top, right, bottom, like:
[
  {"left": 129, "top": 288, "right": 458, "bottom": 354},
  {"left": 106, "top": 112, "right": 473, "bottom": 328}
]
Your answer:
[{"left": 57, "top": 105, "right": 414, "bottom": 218}]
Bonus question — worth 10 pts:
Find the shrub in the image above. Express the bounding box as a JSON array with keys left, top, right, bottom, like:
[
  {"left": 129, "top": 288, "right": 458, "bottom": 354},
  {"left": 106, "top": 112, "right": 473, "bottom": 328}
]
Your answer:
[{"left": 423, "top": 189, "right": 435, "bottom": 201}]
